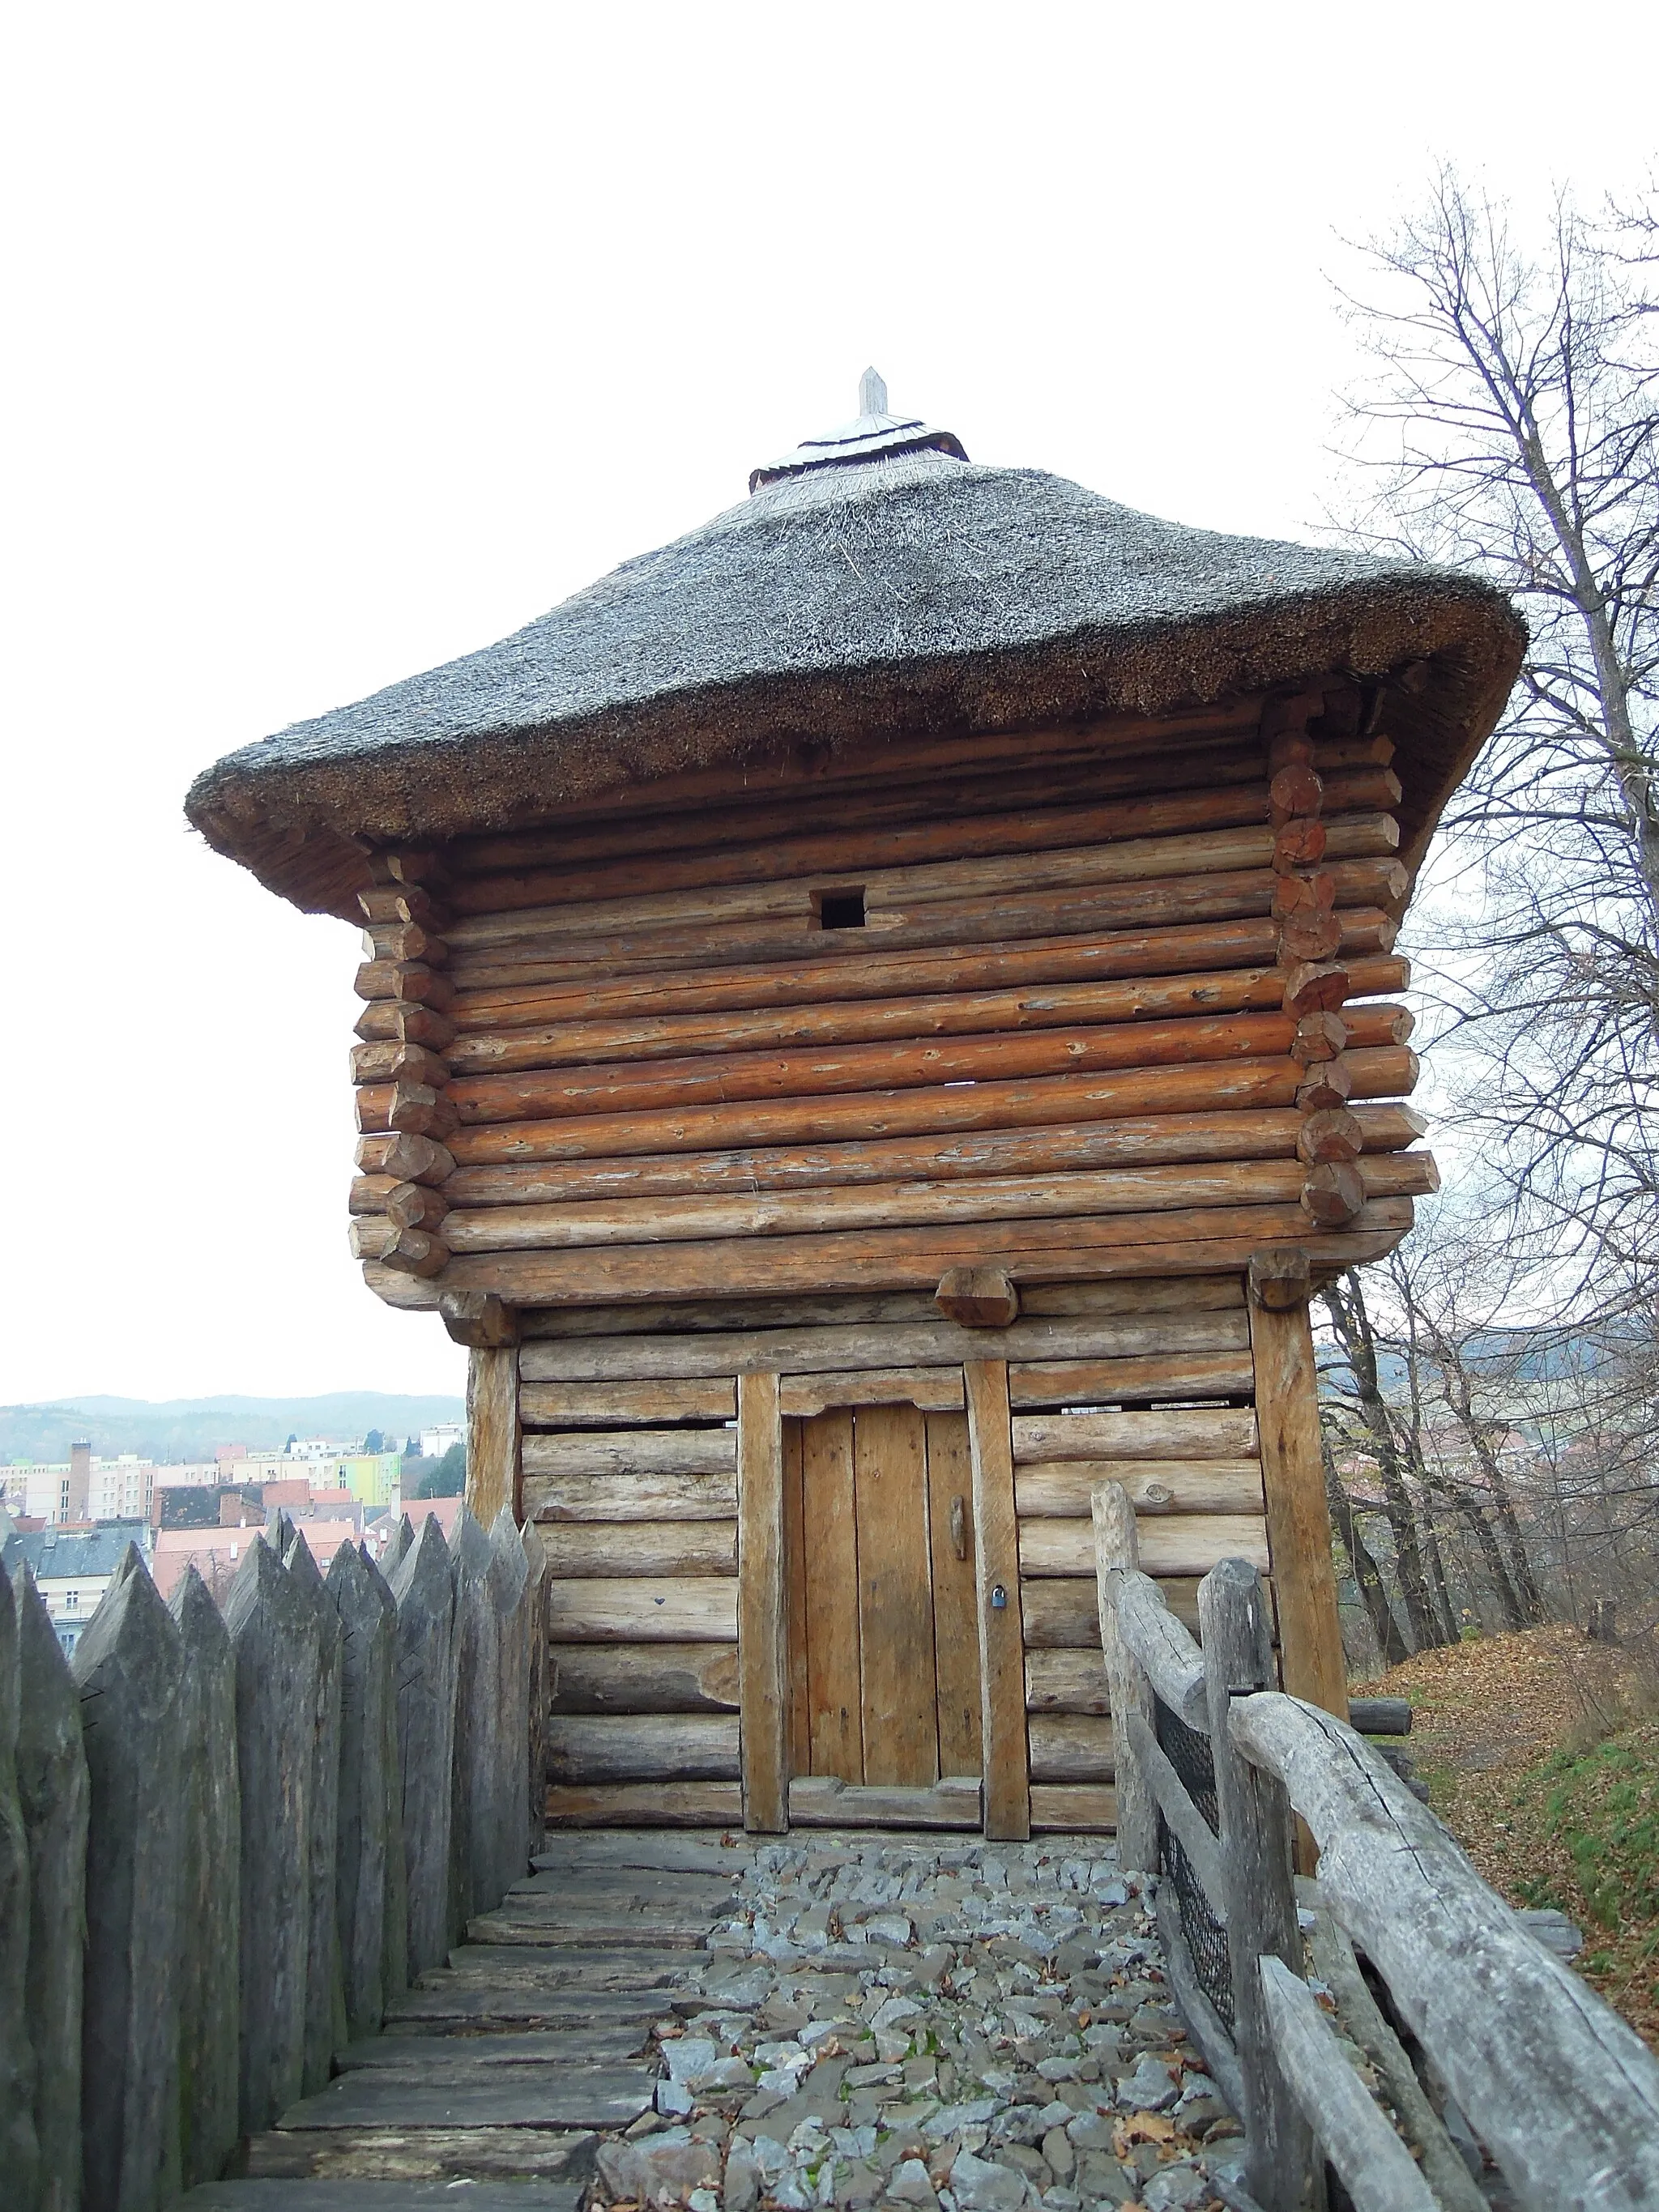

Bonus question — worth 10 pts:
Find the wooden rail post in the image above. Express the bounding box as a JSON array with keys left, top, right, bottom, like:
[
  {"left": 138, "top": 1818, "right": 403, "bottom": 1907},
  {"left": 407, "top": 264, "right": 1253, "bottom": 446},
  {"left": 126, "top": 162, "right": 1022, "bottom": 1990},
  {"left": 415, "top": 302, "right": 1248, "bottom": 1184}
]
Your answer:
[
  {"left": 75, "top": 1548, "right": 186, "bottom": 2212},
  {"left": 1247, "top": 1264, "right": 1348, "bottom": 1721},
  {"left": 966, "top": 1358, "right": 1030, "bottom": 1840},
  {"left": 737, "top": 1370, "right": 789, "bottom": 1833},
  {"left": 1200, "top": 1556, "right": 1314, "bottom": 2212},
  {"left": 168, "top": 1566, "right": 239, "bottom": 2191},
  {"left": 1091, "top": 1480, "right": 1157, "bottom": 1873}
]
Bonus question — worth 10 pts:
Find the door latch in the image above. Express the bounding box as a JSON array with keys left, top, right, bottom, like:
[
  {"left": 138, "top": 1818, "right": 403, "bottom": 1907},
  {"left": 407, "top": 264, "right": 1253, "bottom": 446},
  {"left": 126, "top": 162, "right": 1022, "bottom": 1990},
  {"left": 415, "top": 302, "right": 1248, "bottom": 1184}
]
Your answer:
[{"left": 949, "top": 1494, "right": 968, "bottom": 1561}]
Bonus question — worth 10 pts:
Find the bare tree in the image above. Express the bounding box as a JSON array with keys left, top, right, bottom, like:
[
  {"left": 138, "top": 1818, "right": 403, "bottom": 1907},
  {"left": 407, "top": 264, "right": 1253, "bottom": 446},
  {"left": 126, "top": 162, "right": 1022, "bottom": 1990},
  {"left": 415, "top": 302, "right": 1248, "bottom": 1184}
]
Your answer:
[{"left": 1335, "top": 168, "right": 1659, "bottom": 1306}]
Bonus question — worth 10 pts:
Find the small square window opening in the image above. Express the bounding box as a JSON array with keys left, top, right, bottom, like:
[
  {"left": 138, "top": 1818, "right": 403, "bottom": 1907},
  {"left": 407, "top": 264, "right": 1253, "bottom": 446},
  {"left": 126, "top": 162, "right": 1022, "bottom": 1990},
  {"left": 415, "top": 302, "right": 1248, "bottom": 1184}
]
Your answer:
[{"left": 816, "top": 888, "right": 866, "bottom": 930}]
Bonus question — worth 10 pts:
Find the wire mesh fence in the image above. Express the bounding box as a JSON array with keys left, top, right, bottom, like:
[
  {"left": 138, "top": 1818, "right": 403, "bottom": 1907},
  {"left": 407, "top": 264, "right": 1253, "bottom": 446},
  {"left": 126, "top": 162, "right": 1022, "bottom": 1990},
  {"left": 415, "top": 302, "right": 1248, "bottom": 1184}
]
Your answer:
[{"left": 1155, "top": 1691, "right": 1231, "bottom": 2028}]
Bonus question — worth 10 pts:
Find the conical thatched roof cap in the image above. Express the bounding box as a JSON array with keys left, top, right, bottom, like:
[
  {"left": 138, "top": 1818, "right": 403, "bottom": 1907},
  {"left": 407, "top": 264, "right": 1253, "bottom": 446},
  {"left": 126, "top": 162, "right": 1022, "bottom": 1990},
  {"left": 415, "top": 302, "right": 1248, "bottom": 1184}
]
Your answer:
[{"left": 187, "top": 376, "right": 1524, "bottom": 915}]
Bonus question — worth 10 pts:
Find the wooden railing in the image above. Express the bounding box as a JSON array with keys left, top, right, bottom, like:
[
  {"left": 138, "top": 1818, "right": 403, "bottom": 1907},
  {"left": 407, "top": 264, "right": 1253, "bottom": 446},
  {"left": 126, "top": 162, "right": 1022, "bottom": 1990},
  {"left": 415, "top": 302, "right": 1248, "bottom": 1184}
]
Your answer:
[
  {"left": 0, "top": 1504, "right": 548, "bottom": 2210},
  {"left": 1093, "top": 1480, "right": 1659, "bottom": 2212}
]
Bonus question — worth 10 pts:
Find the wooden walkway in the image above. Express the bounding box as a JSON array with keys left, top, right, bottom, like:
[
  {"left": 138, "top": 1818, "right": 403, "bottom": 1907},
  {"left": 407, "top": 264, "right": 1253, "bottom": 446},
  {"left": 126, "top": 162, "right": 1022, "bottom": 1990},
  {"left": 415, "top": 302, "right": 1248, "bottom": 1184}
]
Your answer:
[{"left": 182, "top": 1831, "right": 752, "bottom": 2210}]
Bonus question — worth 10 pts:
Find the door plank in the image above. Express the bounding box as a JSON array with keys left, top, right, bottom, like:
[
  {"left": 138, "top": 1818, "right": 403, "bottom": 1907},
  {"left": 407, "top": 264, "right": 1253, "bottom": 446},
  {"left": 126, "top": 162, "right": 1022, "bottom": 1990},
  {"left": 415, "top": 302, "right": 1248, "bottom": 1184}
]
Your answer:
[
  {"left": 802, "top": 1411, "right": 863, "bottom": 1783},
  {"left": 854, "top": 1404, "right": 940, "bottom": 1788},
  {"left": 783, "top": 1419, "right": 810, "bottom": 1773},
  {"left": 925, "top": 1412, "right": 982, "bottom": 1777}
]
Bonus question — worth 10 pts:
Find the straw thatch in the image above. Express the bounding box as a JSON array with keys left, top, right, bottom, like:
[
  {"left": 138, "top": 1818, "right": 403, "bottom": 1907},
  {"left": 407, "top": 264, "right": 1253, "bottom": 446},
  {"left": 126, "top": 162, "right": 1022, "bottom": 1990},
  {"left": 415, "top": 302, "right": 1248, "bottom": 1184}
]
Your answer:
[{"left": 186, "top": 424, "right": 1525, "bottom": 917}]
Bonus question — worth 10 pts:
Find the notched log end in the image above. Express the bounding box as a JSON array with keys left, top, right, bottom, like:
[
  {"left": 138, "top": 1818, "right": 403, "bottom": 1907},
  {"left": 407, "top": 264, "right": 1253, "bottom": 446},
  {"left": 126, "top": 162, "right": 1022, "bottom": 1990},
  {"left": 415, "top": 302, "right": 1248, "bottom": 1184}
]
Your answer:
[
  {"left": 936, "top": 1265, "right": 1021, "bottom": 1328},
  {"left": 1248, "top": 1247, "right": 1312, "bottom": 1311},
  {"left": 439, "top": 1289, "right": 518, "bottom": 1348}
]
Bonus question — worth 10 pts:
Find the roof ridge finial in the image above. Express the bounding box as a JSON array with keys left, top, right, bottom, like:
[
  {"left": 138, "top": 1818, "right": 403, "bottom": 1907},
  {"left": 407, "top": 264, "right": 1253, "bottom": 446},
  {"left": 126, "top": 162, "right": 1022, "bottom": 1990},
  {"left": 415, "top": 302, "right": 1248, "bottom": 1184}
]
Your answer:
[{"left": 859, "top": 367, "right": 888, "bottom": 418}]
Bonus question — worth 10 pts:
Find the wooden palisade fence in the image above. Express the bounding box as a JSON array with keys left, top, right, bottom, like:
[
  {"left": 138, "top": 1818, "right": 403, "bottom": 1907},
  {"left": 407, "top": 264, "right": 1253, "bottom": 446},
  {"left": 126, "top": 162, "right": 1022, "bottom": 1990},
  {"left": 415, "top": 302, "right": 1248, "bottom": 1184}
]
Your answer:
[
  {"left": 1094, "top": 1479, "right": 1659, "bottom": 2212},
  {"left": 0, "top": 1502, "right": 548, "bottom": 2212}
]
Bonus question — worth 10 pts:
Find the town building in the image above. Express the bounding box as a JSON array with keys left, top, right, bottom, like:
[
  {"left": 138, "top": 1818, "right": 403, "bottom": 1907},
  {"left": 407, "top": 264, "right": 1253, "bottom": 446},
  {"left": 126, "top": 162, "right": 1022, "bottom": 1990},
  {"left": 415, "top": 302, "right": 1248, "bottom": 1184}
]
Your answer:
[{"left": 1, "top": 1519, "right": 154, "bottom": 1654}]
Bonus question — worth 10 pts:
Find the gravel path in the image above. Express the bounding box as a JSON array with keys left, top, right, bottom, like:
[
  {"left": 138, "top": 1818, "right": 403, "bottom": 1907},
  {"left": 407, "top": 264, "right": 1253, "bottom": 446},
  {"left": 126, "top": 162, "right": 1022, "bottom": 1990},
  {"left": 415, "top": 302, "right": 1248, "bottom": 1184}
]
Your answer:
[{"left": 593, "top": 1832, "right": 1243, "bottom": 2212}]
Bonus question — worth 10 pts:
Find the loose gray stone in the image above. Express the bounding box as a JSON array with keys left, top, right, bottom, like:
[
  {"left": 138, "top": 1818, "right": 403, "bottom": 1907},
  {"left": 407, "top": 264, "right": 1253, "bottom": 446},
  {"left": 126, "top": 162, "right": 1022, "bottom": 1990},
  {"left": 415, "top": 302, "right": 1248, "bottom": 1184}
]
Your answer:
[
  {"left": 75, "top": 1547, "right": 186, "bottom": 2212},
  {"left": 597, "top": 2125, "right": 722, "bottom": 2201},
  {"left": 888, "top": 2157, "right": 940, "bottom": 2205},
  {"left": 1116, "top": 2053, "right": 1178, "bottom": 2112},
  {"left": 949, "top": 2149, "right": 1028, "bottom": 2210},
  {"left": 724, "top": 2134, "right": 762, "bottom": 2212},
  {"left": 169, "top": 1565, "right": 240, "bottom": 2190},
  {"left": 1142, "top": 2162, "right": 1210, "bottom": 2210}
]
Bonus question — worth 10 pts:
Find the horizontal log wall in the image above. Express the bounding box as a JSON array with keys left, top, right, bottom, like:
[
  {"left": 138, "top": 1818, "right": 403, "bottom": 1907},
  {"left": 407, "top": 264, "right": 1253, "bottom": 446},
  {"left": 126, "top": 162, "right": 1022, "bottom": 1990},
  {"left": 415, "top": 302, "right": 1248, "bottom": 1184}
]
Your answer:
[
  {"left": 352, "top": 688, "right": 1430, "bottom": 1309},
  {"left": 523, "top": 1278, "right": 1266, "bottom": 1830}
]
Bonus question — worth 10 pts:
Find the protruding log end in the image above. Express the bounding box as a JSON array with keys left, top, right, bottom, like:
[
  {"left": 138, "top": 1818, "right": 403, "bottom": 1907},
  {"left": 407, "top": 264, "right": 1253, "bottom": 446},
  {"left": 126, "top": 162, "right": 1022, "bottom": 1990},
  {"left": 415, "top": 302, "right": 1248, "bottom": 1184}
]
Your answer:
[
  {"left": 1295, "top": 1058, "right": 1355, "bottom": 1115},
  {"left": 1290, "top": 1012, "right": 1348, "bottom": 1067},
  {"left": 936, "top": 1265, "right": 1020, "bottom": 1328},
  {"left": 1277, "top": 909, "right": 1344, "bottom": 964},
  {"left": 1296, "top": 1106, "right": 1364, "bottom": 1165},
  {"left": 1269, "top": 763, "right": 1324, "bottom": 825},
  {"left": 386, "top": 1081, "right": 459, "bottom": 1140},
  {"left": 1273, "top": 819, "right": 1328, "bottom": 873},
  {"left": 377, "top": 1225, "right": 450, "bottom": 1278},
  {"left": 1282, "top": 961, "right": 1351, "bottom": 1016},
  {"left": 1248, "top": 1247, "right": 1313, "bottom": 1311},
  {"left": 354, "top": 1132, "right": 454, "bottom": 1186},
  {"left": 439, "top": 1289, "right": 518, "bottom": 1349},
  {"left": 1301, "top": 1162, "right": 1366, "bottom": 1226}
]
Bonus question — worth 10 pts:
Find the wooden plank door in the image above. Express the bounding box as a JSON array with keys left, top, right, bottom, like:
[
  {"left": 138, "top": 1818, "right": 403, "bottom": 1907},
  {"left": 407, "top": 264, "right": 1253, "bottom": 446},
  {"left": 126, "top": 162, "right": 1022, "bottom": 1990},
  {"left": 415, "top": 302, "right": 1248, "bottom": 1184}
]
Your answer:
[{"left": 788, "top": 1404, "right": 981, "bottom": 1786}]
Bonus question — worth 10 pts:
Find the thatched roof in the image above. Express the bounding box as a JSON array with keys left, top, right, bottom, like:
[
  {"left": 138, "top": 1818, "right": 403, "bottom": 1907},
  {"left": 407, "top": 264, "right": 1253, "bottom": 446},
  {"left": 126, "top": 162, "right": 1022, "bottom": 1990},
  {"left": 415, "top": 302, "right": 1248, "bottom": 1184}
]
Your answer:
[{"left": 186, "top": 378, "right": 1524, "bottom": 917}]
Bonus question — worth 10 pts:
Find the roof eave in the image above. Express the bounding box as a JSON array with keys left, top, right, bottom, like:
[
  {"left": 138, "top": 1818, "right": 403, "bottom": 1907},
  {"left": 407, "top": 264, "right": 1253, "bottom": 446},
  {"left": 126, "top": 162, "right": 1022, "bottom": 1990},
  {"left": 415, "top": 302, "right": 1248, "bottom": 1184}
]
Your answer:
[{"left": 186, "top": 573, "right": 1525, "bottom": 920}]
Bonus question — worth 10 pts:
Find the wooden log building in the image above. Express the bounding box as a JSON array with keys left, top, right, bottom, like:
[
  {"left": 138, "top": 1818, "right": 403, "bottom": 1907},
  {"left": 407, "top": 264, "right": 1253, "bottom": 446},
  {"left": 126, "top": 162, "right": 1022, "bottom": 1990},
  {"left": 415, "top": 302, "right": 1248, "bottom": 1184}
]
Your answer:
[{"left": 188, "top": 373, "right": 1523, "bottom": 1840}]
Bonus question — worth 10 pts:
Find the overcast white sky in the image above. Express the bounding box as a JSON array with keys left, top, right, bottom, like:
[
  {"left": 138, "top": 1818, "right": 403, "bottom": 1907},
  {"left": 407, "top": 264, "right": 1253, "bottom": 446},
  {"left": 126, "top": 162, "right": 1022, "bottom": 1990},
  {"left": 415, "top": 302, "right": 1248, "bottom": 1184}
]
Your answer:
[{"left": 3, "top": 2, "right": 1656, "bottom": 1409}]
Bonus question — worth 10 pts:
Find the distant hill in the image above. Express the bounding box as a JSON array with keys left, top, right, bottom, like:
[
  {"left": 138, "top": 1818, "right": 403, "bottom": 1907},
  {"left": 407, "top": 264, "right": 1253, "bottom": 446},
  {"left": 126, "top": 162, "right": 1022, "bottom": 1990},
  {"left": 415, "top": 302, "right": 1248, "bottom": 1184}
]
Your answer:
[{"left": 0, "top": 1392, "right": 466, "bottom": 1465}]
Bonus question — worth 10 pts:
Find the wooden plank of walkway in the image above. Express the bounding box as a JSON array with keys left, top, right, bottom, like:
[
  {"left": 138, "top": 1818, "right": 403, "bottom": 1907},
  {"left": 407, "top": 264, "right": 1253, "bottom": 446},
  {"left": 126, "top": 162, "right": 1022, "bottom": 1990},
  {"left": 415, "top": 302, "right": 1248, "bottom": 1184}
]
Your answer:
[
  {"left": 274, "top": 2069, "right": 655, "bottom": 2131},
  {"left": 184, "top": 2186, "right": 582, "bottom": 2210},
  {"left": 336, "top": 2028, "right": 649, "bottom": 2069},
  {"left": 188, "top": 1829, "right": 736, "bottom": 2198}
]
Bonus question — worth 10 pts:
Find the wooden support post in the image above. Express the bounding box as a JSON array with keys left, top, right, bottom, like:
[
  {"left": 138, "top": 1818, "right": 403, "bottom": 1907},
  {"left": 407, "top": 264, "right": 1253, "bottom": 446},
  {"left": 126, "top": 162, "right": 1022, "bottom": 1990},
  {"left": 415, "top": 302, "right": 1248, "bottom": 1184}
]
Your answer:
[
  {"left": 1201, "top": 1558, "right": 1314, "bottom": 2212},
  {"left": 965, "top": 1358, "right": 1030, "bottom": 1841},
  {"left": 1091, "top": 1481, "right": 1157, "bottom": 1873},
  {"left": 466, "top": 1343, "right": 522, "bottom": 1528},
  {"left": 736, "top": 1371, "right": 789, "bottom": 1833},
  {"left": 1247, "top": 1285, "right": 1349, "bottom": 1722}
]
